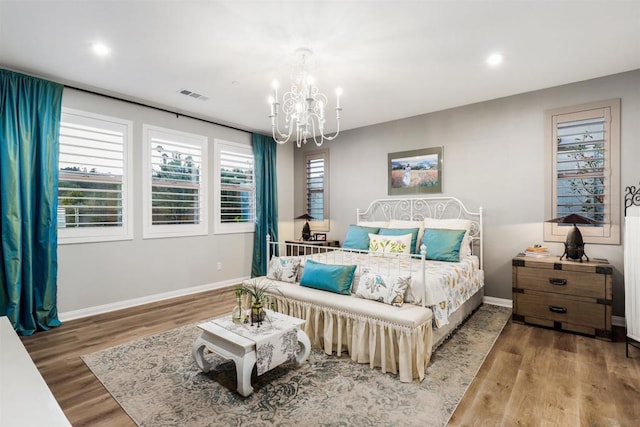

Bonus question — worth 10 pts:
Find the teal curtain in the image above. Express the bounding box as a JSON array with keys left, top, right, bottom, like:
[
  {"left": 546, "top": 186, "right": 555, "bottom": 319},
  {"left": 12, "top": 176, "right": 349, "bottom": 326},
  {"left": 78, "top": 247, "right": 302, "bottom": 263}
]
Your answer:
[
  {"left": 0, "top": 69, "right": 63, "bottom": 335},
  {"left": 251, "top": 133, "right": 279, "bottom": 277}
]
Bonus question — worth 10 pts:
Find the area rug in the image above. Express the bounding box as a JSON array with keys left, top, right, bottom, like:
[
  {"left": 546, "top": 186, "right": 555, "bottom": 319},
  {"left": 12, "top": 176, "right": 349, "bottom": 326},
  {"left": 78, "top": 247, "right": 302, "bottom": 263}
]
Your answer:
[{"left": 82, "top": 304, "right": 511, "bottom": 427}]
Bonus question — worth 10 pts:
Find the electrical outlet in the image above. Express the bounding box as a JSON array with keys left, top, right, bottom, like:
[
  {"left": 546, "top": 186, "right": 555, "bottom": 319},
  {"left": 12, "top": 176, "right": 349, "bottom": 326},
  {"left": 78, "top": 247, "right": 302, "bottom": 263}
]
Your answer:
[{"left": 217, "top": 262, "right": 222, "bottom": 271}]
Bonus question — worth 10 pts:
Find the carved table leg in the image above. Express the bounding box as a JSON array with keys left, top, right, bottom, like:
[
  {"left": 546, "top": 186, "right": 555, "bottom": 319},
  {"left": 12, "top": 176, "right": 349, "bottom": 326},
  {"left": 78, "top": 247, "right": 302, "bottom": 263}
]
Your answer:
[
  {"left": 235, "top": 351, "right": 257, "bottom": 397},
  {"left": 192, "top": 336, "right": 212, "bottom": 372},
  {"left": 295, "top": 329, "right": 311, "bottom": 366}
]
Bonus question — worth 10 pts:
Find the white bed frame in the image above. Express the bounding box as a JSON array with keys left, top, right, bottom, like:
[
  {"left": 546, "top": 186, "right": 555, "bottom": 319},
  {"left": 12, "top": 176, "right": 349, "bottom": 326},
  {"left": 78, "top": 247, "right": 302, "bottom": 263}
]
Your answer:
[
  {"left": 266, "top": 196, "right": 485, "bottom": 348},
  {"left": 356, "top": 196, "right": 483, "bottom": 268}
]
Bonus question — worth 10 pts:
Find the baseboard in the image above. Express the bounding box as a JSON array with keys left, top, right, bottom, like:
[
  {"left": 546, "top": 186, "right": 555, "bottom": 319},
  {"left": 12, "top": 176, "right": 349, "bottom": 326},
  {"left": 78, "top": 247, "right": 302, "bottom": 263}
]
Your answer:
[
  {"left": 59, "top": 277, "right": 248, "bottom": 322},
  {"left": 613, "top": 315, "right": 625, "bottom": 328},
  {"left": 483, "top": 296, "right": 513, "bottom": 308}
]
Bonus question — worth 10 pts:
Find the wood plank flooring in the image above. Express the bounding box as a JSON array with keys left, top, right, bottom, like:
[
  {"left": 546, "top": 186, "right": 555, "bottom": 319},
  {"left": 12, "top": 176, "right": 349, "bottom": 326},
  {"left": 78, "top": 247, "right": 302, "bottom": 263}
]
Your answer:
[
  {"left": 449, "top": 321, "right": 640, "bottom": 426},
  {"left": 20, "top": 287, "right": 236, "bottom": 427},
  {"left": 20, "top": 287, "right": 640, "bottom": 426}
]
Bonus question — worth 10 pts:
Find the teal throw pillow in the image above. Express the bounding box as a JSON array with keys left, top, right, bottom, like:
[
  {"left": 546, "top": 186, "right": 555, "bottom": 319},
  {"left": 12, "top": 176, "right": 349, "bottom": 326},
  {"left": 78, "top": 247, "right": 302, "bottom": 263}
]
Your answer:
[
  {"left": 378, "top": 227, "right": 420, "bottom": 254},
  {"left": 342, "top": 225, "right": 380, "bottom": 250},
  {"left": 422, "top": 228, "right": 466, "bottom": 262},
  {"left": 300, "top": 259, "right": 357, "bottom": 295}
]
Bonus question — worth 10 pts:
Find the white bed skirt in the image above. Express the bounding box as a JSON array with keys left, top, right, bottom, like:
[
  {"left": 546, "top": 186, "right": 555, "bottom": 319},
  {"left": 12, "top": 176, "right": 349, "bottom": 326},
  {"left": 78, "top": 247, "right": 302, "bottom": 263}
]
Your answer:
[{"left": 264, "top": 295, "right": 433, "bottom": 382}]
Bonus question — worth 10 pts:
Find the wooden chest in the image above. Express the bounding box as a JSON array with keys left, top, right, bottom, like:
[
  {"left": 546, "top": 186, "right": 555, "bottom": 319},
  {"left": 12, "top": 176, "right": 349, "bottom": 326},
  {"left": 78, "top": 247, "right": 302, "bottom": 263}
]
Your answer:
[{"left": 512, "top": 254, "right": 613, "bottom": 340}]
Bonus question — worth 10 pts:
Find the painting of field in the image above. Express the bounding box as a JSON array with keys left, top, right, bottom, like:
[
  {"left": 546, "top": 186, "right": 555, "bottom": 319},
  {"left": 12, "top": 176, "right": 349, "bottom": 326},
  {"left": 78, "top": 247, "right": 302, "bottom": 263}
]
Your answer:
[
  {"left": 390, "top": 168, "right": 438, "bottom": 188},
  {"left": 388, "top": 147, "right": 442, "bottom": 194}
]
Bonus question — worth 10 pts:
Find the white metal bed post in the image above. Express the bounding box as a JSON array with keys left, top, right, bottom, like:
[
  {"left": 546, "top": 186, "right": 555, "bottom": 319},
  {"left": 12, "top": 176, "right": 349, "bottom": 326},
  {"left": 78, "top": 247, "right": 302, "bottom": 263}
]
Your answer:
[
  {"left": 420, "top": 244, "right": 427, "bottom": 308},
  {"left": 265, "top": 234, "right": 271, "bottom": 274},
  {"left": 479, "top": 207, "right": 484, "bottom": 270}
]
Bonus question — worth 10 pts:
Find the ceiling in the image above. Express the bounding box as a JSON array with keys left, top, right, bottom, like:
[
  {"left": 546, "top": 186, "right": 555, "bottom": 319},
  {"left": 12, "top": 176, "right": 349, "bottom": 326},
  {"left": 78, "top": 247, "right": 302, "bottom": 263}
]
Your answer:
[{"left": 1, "top": 1, "right": 639, "bottom": 135}]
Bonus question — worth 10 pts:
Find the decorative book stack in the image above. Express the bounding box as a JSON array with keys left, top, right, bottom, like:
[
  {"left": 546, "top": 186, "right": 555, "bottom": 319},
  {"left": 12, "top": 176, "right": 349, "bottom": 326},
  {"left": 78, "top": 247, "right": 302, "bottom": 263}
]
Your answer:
[{"left": 523, "top": 245, "right": 552, "bottom": 258}]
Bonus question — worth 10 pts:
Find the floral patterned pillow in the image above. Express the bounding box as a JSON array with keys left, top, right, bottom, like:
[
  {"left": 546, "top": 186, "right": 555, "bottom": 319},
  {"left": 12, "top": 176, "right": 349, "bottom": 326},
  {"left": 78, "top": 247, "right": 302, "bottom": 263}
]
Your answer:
[
  {"left": 267, "top": 256, "right": 301, "bottom": 283},
  {"left": 368, "top": 233, "right": 412, "bottom": 255},
  {"left": 355, "top": 269, "right": 411, "bottom": 307}
]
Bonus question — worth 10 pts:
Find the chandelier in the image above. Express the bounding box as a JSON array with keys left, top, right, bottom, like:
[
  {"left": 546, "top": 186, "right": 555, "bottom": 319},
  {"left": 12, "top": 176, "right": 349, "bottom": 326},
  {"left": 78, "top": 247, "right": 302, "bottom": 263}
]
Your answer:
[{"left": 268, "top": 48, "right": 342, "bottom": 147}]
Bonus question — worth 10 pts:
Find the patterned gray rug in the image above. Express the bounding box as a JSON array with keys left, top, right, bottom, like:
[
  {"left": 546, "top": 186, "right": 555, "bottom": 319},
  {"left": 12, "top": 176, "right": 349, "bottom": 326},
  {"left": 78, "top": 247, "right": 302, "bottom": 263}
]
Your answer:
[{"left": 82, "top": 304, "right": 511, "bottom": 427}]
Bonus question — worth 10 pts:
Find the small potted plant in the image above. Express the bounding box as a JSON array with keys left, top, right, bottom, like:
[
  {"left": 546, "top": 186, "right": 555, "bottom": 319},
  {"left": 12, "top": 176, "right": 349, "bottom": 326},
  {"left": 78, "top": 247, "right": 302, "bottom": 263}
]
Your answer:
[{"left": 239, "top": 281, "right": 277, "bottom": 327}]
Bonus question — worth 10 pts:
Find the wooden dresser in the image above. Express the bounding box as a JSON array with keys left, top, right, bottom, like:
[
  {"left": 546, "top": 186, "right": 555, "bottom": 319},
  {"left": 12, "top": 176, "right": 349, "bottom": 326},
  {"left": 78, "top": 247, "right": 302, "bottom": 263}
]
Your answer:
[{"left": 512, "top": 254, "right": 613, "bottom": 340}]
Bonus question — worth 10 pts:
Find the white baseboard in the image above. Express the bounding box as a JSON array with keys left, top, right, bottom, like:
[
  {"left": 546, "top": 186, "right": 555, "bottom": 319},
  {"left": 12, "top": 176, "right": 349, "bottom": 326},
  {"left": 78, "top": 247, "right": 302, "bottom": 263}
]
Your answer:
[
  {"left": 483, "top": 296, "right": 513, "bottom": 308},
  {"left": 59, "top": 277, "right": 248, "bottom": 322}
]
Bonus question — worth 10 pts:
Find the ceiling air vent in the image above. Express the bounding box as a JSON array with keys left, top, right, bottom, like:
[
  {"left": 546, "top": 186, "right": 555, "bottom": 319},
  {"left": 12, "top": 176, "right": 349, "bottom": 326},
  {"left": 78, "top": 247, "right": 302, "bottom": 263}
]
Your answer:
[{"left": 177, "top": 89, "right": 209, "bottom": 101}]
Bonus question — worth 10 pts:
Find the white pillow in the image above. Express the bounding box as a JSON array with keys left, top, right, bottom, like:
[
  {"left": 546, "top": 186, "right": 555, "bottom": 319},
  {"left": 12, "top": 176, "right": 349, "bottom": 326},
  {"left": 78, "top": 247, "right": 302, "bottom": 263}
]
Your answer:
[
  {"left": 388, "top": 219, "right": 424, "bottom": 253},
  {"left": 423, "top": 218, "right": 473, "bottom": 259},
  {"left": 357, "top": 220, "right": 389, "bottom": 228},
  {"left": 356, "top": 269, "right": 411, "bottom": 307},
  {"left": 267, "top": 256, "right": 301, "bottom": 283},
  {"left": 368, "top": 233, "right": 412, "bottom": 255}
]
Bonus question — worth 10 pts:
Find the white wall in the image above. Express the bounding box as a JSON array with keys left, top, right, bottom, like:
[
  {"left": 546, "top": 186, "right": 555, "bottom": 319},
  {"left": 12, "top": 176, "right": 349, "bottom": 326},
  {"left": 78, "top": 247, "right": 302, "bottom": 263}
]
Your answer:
[
  {"left": 58, "top": 88, "right": 294, "bottom": 314},
  {"left": 295, "top": 69, "right": 640, "bottom": 316}
]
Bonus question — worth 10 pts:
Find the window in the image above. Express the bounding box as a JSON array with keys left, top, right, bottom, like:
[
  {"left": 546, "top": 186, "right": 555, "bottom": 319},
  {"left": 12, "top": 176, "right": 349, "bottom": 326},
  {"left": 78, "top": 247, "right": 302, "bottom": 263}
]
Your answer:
[
  {"left": 214, "top": 139, "right": 255, "bottom": 234},
  {"left": 142, "top": 125, "right": 208, "bottom": 238},
  {"left": 58, "top": 109, "right": 133, "bottom": 244},
  {"left": 305, "top": 150, "right": 329, "bottom": 231},
  {"left": 544, "top": 99, "right": 621, "bottom": 244}
]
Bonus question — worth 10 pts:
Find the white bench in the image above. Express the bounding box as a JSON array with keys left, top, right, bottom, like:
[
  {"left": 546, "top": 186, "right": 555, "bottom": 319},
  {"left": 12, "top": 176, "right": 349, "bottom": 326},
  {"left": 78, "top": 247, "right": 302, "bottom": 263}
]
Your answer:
[
  {"left": 0, "top": 316, "right": 71, "bottom": 426},
  {"left": 242, "top": 278, "right": 434, "bottom": 382}
]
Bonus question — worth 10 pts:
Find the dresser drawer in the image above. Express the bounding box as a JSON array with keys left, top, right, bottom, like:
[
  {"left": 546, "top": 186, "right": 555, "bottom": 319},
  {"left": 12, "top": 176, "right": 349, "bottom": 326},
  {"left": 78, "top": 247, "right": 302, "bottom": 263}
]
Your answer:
[
  {"left": 515, "top": 267, "right": 606, "bottom": 299},
  {"left": 515, "top": 291, "right": 606, "bottom": 330}
]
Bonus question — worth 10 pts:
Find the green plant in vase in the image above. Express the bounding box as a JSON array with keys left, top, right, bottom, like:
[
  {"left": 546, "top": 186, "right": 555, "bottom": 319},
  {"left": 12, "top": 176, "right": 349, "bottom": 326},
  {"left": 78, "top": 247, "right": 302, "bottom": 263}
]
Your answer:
[{"left": 240, "top": 281, "right": 275, "bottom": 327}]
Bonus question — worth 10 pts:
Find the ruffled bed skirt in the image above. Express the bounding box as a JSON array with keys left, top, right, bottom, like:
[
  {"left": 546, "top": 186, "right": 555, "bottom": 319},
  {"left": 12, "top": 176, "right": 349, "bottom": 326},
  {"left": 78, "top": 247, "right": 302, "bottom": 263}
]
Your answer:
[{"left": 261, "top": 294, "right": 433, "bottom": 382}]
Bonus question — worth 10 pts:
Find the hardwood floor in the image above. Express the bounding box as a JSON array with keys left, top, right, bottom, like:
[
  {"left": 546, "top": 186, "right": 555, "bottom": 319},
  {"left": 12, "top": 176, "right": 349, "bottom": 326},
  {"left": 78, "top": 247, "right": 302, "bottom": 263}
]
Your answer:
[
  {"left": 20, "top": 288, "right": 640, "bottom": 426},
  {"left": 450, "top": 321, "right": 640, "bottom": 426},
  {"left": 20, "top": 287, "right": 237, "bottom": 427}
]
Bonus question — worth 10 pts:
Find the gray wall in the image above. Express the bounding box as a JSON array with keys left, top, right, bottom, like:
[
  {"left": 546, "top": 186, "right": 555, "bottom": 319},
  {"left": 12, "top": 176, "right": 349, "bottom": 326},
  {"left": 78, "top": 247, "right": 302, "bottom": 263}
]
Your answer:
[
  {"left": 295, "top": 69, "right": 640, "bottom": 317},
  {"left": 58, "top": 88, "right": 295, "bottom": 314}
]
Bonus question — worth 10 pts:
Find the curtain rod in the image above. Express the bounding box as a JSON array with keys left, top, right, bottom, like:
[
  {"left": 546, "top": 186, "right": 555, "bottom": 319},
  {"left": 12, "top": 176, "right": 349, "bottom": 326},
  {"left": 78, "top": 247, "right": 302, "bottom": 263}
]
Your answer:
[{"left": 64, "top": 84, "right": 251, "bottom": 134}]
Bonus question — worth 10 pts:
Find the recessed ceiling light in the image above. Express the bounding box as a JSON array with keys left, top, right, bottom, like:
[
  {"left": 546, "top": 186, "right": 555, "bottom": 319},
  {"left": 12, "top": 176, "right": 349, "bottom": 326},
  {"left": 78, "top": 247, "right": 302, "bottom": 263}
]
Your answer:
[
  {"left": 486, "top": 53, "right": 503, "bottom": 67},
  {"left": 91, "top": 42, "right": 110, "bottom": 57}
]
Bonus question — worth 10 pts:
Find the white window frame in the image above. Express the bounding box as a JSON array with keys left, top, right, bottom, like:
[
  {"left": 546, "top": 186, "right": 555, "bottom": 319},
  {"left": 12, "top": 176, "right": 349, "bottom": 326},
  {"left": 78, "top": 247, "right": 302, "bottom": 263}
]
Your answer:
[
  {"left": 142, "top": 124, "right": 208, "bottom": 239},
  {"left": 305, "top": 149, "right": 330, "bottom": 232},
  {"left": 544, "top": 99, "right": 621, "bottom": 245},
  {"left": 58, "top": 108, "right": 133, "bottom": 244},
  {"left": 214, "top": 139, "right": 256, "bottom": 234}
]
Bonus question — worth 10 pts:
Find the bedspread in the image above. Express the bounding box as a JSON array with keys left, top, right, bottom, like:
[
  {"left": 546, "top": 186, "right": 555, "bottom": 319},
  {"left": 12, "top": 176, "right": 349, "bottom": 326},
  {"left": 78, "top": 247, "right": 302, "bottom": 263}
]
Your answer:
[{"left": 294, "top": 250, "right": 484, "bottom": 328}]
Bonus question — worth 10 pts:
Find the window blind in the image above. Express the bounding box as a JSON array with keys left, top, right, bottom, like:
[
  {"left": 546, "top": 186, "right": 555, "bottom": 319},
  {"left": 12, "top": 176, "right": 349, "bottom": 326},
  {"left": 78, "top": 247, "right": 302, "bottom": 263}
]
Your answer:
[
  {"left": 58, "top": 120, "right": 124, "bottom": 228},
  {"left": 150, "top": 138, "right": 202, "bottom": 225},
  {"left": 556, "top": 116, "right": 606, "bottom": 224},
  {"left": 219, "top": 148, "right": 255, "bottom": 224},
  {"left": 306, "top": 156, "right": 325, "bottom": 221}
]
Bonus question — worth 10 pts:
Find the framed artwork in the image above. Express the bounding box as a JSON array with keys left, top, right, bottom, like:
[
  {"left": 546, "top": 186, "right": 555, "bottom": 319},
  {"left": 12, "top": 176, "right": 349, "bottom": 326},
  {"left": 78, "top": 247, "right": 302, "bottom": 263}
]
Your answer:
[
  {"left": 388, "top": 147, "right": 443, "bottom": 195},
  {"left": 314, "top": 233, "right": 327, "bottom": 241}
]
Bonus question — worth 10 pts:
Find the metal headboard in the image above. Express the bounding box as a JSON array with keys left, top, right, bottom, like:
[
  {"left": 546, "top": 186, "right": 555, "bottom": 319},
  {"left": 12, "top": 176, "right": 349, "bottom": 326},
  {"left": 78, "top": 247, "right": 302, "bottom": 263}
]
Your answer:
[
  {"left": 625, "top": 182, "right": 640, "bottom": 216},
  {"left": 356, "top": 196, "right": 483, "bottom": 268}
]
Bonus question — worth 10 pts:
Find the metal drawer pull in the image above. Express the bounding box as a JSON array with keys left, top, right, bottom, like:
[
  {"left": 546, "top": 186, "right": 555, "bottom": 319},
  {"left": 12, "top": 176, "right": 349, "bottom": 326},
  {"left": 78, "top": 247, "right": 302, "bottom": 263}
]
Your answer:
[
  {"left": 549, "top": 278, "right": 567, "bottom": 286},
  {"left": 549, "top": 306, "right": 567, "bottom": 314}
]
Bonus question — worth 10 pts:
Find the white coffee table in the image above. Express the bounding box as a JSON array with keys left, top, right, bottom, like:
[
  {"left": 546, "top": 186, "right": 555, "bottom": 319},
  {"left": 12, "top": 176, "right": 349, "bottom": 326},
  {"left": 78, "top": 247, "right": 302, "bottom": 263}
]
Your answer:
[{"left": 192, "top": 310, "right": 311, "bottom": 397}]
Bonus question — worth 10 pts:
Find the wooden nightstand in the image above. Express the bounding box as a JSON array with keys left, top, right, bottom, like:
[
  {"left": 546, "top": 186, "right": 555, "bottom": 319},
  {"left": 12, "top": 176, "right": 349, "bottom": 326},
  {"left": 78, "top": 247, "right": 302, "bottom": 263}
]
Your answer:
[
  {"left": 512, "top": 254, "right": 613, "bottom": 340},
  {"left": 285, "top": 240, "right": 340, "bottom": 256}
]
